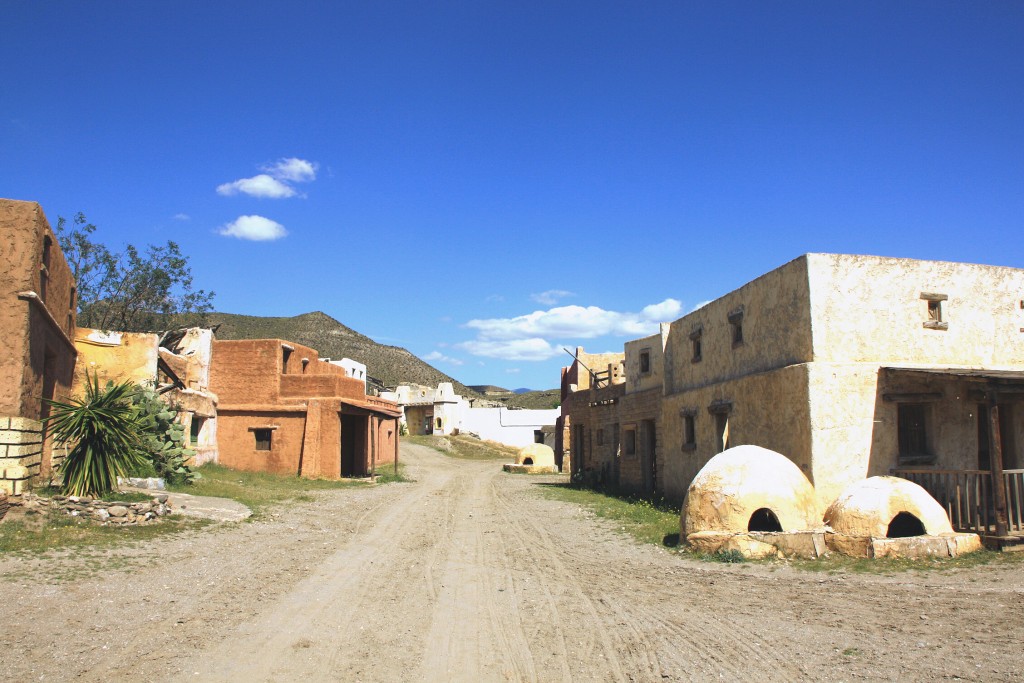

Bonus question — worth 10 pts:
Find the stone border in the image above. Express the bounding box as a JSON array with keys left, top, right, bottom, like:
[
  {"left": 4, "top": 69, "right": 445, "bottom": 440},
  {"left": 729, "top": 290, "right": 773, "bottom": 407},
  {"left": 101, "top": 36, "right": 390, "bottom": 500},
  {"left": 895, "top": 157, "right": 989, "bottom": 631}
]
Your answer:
[{"left": 19, "top": 492, "right": 174, "bottom": 525}]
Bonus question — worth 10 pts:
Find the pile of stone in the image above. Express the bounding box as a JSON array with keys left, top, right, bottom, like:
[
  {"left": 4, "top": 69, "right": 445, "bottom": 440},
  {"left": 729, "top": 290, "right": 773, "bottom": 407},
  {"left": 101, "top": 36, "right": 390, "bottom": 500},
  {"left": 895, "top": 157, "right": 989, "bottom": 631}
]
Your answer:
[{"left": 21, "top": 492, "right": 173, "bottom": 525}]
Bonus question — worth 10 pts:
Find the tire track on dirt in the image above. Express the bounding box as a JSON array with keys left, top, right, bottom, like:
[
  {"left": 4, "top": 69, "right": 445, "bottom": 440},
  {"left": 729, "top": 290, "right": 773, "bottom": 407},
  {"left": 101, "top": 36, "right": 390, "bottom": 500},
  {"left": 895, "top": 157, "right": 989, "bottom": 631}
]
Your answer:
[{"left": 490, "top": 474, "right": 634, "bottom": 682}]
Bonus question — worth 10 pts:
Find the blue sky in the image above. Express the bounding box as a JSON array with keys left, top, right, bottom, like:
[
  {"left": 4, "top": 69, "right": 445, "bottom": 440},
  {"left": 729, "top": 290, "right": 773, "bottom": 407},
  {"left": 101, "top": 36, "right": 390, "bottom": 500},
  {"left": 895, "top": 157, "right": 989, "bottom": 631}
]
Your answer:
[{"left": 3, "top": 2, "right": 1022, "bottom": 390}]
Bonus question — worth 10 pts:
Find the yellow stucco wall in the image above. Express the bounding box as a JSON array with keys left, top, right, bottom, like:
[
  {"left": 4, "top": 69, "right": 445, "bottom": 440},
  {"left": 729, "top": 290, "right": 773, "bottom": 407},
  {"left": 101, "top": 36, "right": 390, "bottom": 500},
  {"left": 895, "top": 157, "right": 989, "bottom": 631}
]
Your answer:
[
  {"left": 73, "top": 328, "right": 159, "bottom": 394},
  {"left": 807, "top": 253, "right": 1024, "bottom": 367}
]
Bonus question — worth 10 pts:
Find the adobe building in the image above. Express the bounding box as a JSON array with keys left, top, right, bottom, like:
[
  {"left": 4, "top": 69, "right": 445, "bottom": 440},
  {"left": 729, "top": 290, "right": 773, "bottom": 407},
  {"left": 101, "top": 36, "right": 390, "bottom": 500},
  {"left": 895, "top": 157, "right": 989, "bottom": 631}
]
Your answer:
[
  {"left": 210, "top": 339, "right": 400, "bottom": 478},
  {"left": 562, "top": 254, "right": 1024, "bottom": 539},
  {"left": 0, "top": 200, "right": 77, "bottom": 494},
  {"left": 555, "top": 347, "right": 625, "bottom": 479}
]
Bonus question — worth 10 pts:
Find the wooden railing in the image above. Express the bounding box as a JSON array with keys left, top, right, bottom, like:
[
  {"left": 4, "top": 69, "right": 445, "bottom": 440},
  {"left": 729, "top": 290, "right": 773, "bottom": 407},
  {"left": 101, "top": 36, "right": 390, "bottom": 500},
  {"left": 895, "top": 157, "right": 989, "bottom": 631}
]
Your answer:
[{"left": 891, "top": 468, "right": 1024, "bottom": 535}]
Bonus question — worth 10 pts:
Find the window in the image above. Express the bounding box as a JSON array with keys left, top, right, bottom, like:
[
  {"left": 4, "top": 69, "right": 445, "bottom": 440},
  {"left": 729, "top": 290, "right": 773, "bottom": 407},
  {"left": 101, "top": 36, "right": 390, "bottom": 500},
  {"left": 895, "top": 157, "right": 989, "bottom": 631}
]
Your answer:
[
  {"left": 689, "top": 327, "right": 703, "bottom": 363},
  {"left": 708, "top": 400, "right": 733, "bottom": 453},
  {"left": 596, "top": 428, "right": 605, "bottom": 446},
  {"left": 623, "top": 427, "right": 637, "bottom": 456},
  {"left": 920, "top": 292, "right": 948, "bottom": 330},
  {"left": 898, "top": 403, "right": 931, "bottom": 463},
  {"left": 282, "top": 345, "right": 294, "bottom": 373},
  {"left": 639, "top": 349, "right": 651, "bottom": 374},
  {"left": 254, "top": 429, "right": 272, "bottom": 451},
  {"left": 435, "top": 417, "right": 442, "bottom": 429},
  {"left": 190, "top": 416, "right": 204, "bottom": 445},
  {"left": 728, "top": 307, "right": 744, "bottom": 347},
  {"left": 681, "top": 410, "right": 697, "bottom": 451}
]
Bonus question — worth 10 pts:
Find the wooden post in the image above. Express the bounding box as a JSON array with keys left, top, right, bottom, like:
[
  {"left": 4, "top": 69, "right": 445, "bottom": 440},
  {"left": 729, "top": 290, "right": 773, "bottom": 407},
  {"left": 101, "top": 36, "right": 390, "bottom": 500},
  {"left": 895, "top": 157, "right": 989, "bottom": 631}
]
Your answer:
[
  {"left": 394, "top": 417, "right": 399, "bottom": 476},
  {"left": 988, "top": 391, "right": 1009, "bottom": 537}
]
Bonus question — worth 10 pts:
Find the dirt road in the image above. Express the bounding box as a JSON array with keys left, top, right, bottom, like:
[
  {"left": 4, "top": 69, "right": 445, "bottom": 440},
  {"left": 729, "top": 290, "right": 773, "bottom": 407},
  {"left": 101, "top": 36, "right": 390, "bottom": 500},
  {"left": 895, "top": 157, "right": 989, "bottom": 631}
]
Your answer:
[{"left": 3, "top": 442, "right": 1024, "bottom": 681}]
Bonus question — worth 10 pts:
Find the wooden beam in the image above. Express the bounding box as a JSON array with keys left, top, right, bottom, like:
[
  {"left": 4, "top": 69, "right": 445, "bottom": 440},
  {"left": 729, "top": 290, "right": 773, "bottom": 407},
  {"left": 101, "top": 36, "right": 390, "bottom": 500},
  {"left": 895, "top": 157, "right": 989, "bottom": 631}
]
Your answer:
[
  {"left": 882, "top": 392, "right": 944, "bottom": 402},
  {"left": 988, "top": 392, "right": 1009, "bottom": 537}
]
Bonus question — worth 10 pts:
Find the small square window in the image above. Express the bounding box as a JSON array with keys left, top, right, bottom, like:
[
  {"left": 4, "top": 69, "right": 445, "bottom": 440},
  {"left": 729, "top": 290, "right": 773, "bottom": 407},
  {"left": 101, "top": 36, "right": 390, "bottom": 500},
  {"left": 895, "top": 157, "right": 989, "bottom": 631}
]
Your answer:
[
  {"left": 639, "top": 350, "right": 651, "bottom": 374},
  {"left": 254, "top": 428, "right": 272, "bottom": 451},
  {"left": 921, "top": 293, "right": 948, "bottom": 330}
]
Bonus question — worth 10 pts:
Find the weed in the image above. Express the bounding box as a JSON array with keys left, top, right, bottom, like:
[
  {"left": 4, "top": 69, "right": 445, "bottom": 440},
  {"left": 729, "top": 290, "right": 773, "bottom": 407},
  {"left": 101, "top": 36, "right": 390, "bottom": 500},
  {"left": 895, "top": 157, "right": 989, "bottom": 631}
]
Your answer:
[
  {"left": 373, "top": 463, "right": 412, "bottom": 484},
  {"left": 842, "top": 647, "right": 861, "bottom": 657},
  {"left": 705, "top": 549, "right": 746, "bottom": 564}
]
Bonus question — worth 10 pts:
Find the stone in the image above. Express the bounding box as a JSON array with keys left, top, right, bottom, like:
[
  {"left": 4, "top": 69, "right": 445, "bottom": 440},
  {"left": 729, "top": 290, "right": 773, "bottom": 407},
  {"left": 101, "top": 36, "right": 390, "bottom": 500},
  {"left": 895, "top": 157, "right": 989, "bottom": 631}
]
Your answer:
[
  {"left": 107, "top": 505, "right": 129, "bottom": 518},
  {"left": 95, "top": 508, "right": 110, "bottom": 521},
  {"left": 156, "top": 494, "right": 169, "bottom": 503},
  {"left": 720, "top": 535, "right": 779, "bottom": 560}
]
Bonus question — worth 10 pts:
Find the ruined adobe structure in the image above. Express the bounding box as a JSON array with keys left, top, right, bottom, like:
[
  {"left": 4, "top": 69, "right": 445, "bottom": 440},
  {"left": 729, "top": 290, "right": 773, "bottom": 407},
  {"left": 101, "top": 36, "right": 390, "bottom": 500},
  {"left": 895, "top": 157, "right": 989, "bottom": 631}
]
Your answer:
[
  {"left": 562, "top": 254, "right": 1024, "bottom": 509},
  {"left": 73, "top": 327, "right": 220, "bottom": 466},
  {"left": 210, "top": 339, "right": 400, "bottom": 478},
  {"left": 0, "top": 200, "right": 77, "bottom": 494},
  {"left": 555, "top": 348, "right": 625, "bottom": 476}
]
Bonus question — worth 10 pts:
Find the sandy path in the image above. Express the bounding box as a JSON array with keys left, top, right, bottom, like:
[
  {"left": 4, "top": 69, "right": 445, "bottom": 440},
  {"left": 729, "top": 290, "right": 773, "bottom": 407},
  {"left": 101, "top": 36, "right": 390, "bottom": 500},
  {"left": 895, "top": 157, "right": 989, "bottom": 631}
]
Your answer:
[{"left": 3, "top": 442, "right": 1024, "bottom": 682}]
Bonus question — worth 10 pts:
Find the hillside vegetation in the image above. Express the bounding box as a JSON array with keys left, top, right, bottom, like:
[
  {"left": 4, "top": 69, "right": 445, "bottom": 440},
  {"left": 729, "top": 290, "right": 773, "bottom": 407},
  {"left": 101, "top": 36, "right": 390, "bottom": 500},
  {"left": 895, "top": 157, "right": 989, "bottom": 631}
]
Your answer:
[{"left": 204, "top": 311, "right": 479, "bottom": 396}]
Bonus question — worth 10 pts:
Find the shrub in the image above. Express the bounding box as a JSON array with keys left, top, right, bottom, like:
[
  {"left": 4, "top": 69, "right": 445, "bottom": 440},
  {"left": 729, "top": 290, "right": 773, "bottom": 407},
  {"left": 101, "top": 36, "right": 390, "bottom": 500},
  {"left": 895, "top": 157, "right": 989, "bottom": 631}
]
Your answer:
[
  {"left": 128, "top": 386, "right": 197, "bottom": 485},
  {"left": 45, "top": 373, "right": 149, "bottom": 497}
]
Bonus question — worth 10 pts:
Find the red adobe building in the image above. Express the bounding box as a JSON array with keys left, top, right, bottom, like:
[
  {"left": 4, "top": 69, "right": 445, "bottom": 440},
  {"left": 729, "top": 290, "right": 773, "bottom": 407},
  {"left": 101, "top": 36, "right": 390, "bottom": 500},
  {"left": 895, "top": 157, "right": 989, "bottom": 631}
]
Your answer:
[{"left": 209, "top": 339, "right": 400, "bottom": 478}]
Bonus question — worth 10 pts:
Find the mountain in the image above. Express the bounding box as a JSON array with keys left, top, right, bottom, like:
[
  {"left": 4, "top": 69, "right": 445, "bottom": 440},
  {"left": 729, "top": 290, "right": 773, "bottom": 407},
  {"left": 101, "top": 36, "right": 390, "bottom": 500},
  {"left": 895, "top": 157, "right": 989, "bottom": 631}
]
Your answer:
[{"left": 204, "top": 311, "right": 480, "bottom": 397}]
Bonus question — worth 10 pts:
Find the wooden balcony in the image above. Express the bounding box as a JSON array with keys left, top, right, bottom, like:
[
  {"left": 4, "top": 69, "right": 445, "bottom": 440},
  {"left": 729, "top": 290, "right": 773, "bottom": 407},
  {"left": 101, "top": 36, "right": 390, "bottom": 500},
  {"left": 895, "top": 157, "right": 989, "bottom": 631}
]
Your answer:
[{"left": 892, "top": 468, "right": 1024, "bottom": 537}]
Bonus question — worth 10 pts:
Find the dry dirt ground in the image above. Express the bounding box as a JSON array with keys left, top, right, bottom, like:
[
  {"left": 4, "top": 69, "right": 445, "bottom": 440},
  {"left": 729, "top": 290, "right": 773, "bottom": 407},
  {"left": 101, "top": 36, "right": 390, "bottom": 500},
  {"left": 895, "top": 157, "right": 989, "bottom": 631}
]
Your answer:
[{"left": 3, "top": 442, "right": 1023, "bottom": 682}]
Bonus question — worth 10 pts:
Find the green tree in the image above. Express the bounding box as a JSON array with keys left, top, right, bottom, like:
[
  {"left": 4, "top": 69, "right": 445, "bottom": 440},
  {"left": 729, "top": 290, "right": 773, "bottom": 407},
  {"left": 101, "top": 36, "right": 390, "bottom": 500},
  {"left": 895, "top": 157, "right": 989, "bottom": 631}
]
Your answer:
[
  {"left": 45, "top": 373, "right": 149, "bottom": 497},
  {"left": 56, "top": 213, "right": 215, "bottom": 332}
]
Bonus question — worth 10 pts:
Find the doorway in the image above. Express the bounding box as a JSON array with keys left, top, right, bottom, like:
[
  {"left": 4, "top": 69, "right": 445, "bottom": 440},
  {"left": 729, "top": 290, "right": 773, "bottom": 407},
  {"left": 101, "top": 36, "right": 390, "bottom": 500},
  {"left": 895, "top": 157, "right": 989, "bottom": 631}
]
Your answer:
[
  {"left": 978, "top": 403, "right": 1018, "bottom": 470},
  {"left": 340, "top": 414, "right": 368, "bottom": 477}
]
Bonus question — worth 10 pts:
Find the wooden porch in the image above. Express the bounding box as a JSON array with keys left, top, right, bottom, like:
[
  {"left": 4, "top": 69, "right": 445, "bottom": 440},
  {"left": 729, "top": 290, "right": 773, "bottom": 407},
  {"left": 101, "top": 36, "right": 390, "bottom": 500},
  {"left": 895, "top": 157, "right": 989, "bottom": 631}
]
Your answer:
[{"left": 892, "top": 467, "right": 1024, "bottom": 547}]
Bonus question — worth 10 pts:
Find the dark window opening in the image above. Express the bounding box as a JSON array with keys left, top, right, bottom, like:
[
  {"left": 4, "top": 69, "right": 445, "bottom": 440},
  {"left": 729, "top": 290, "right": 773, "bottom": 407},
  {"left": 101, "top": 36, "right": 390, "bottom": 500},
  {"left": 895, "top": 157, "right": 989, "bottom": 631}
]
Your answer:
[
  {"left": 190, "top": 416, "right": 204, "bottom": 445},
  {"left": 714, "top": 412, "right": 730, "bottom": 453},
  {"left": 928, "top": 300, "right": 942, "bottom": 322},
  {"left": 639, "top": 350, "right": 651, "bottom": 374},
  {"left": 435, "top": 417, "right": 442, "bottom": 429},
  {"left": 596, "top": 428, "right": 604, "bottom": 446},
  {"left": 727, "top": 307, "right": 744, "bottom": 347},
  {"left": 281, "top": 347, "right": 292, "bottom": 374},
  {"left": 254, "top": 429, "right": 272, "bottom": 451},
  {"left": 534, "top": 430, "right": 544, "bottom": 444},
  {"left": 682, "top": 413, "right": 696, "bottom": 450},
  {"left": 624, "top": 429, "right": 636, "bottom": 456},
  {"left": 523, "top": 457, "right": 534, "bottom": 465},
  {"left": 887, "top": 511, "right": 925, "bottom": 538},
  {"left": 898, "top": 403, "right": 930, "bottom": 463},
  {"left": 691, "top": 333, "right": 702, "bottom": 363},
  {"left": 748, "top": 508, "right": 782, "bottom": 532}
]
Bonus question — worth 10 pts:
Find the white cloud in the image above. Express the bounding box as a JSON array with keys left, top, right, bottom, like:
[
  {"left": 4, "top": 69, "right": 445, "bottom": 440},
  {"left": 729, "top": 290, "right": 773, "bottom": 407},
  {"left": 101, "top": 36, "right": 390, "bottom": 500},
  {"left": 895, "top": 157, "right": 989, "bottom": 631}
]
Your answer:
[
  {"left": 464, "top": 298, "right": 682, "bottom": 341},
  {"left": 531, "top": 289, "right": 575, "bottom": 306},
  {"left": 216, "top": 174, "right": 297, "bottom": 199},
  {"left": 216, "top": 157, "right": 319, "bottom": 199},
  {"left": 218, "top": 215, "right": 288, "bottom": 241},
  {"left": 505, "top": 368, "right": 521, "bottom": 374},
  {"left": 173, "top": 213, "right": 190, "bottom": 221},
  {"left": 424, "top": 350, "right": 464, "bottom": 366},
  {"left": 456, "top": 338, "right": 561, "bottom": 361},
  {"left": 262, "top": 157, "right": 318, "bottom": 183}
]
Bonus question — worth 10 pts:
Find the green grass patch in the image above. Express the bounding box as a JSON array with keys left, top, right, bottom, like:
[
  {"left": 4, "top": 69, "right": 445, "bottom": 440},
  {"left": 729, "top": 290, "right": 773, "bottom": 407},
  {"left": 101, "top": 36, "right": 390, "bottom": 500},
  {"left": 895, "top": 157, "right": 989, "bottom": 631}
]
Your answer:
[
  {"left": 787, "top": 547, "right": 1024, "bottom": 574},
  {"left": 167, "top": 463, "right": 364, "bottom": 516},
  {"left": 407, "top": 434, "right": 520, "bottom": 460},
  {"left": 373, "top": 462, "right": 412, "bottom": 484},
  {"left": 540, "top": 483, "right": 681, "bottom": 547},
  {"left": 0, "top": 507, "right": 210, "bottom": 556}
]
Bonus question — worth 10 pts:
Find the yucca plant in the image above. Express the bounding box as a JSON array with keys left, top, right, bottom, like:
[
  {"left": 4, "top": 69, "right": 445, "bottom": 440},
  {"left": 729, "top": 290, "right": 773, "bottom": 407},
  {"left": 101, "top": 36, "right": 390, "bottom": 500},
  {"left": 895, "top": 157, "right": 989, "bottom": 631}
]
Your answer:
[{"left": 44, "top": 372, "right": 149, "bottom": 497}]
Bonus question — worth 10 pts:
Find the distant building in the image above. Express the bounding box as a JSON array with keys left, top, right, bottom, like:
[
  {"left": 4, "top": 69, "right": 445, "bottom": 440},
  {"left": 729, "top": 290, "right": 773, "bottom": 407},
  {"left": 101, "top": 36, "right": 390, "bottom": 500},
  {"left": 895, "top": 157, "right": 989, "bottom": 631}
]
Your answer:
[
  {"left": 0, "top": 200, "right": 77, "bottom": 494},
  {"left": 382, "top": 382, "right": 559, "bottom": 450}
]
